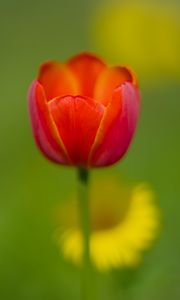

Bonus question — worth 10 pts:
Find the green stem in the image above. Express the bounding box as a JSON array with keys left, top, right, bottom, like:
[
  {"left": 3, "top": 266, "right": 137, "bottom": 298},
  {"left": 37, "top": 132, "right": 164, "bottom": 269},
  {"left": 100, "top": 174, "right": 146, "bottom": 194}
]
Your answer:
[{"left": 77, "top": 167, "right": 91, "bottom": 300}]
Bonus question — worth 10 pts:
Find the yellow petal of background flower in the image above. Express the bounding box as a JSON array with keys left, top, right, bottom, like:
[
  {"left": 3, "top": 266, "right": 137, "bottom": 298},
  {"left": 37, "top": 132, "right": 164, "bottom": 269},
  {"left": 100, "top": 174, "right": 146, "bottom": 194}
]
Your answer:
[{"left": 55, "top": 174, "right": 160, "bottom": 271}]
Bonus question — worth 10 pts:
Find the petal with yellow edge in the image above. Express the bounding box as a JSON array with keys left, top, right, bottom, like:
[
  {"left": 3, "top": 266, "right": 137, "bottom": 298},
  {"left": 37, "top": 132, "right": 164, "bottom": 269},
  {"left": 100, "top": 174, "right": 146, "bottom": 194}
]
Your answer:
[
  {"left": 94, "top": 66, "right": 138, "bottom": 106},
  {"left": 28, "top": 80, "right": 70, "bottom": 164},
  {"left": 49, "top": 95, "right": 104, "bottom": 165},
  {"left": 89, "top": 82, "right": 140, "bottom": 166},
  {"left": 38, "top": 61, "right": 79, "bottom": 101},
  {"left": 67, "top": 52, "right": 106, "bottom": 98}
]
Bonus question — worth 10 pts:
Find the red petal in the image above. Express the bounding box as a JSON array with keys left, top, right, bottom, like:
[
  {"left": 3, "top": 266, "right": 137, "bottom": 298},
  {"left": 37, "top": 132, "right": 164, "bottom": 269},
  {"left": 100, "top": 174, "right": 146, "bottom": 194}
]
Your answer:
[
  {"left": 49, "top": 95, "right": 104, "bottom": 165},
  {"left": 94, "top": 66, "right": 138, "bottom": 105},
  {"left": 89, "top": 82, "right": 140, "bottom": 166},
  {"left": 38, "top": 61, "right": 79, "bottom": 101},
  {"left": 67, "top": 52, "right": 106, "bottom": 98},
  {"left": 28, "top": 80, "right": 70, "bottom": 164}
]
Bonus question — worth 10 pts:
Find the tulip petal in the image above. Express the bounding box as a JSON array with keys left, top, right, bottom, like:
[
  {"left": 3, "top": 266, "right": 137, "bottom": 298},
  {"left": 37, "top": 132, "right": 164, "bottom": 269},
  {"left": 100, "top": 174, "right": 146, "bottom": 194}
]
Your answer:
[
  {"left": 94, "top": 66, "right": 138, "bottom": 106},
  {"left": 67, "top": 52, "right": 106, "bottom": 98},
  {"left": 28, "top": 80, "right": 70, "bottom": 164},
  {"left": 89, "top": 82, "right": 140, "bottom": 166},
  {"left": 49, "top": 95, "right": 105, "bottom": 165},
  {"left": 38, "top": 61, "right": 79, "bottom": 101}
]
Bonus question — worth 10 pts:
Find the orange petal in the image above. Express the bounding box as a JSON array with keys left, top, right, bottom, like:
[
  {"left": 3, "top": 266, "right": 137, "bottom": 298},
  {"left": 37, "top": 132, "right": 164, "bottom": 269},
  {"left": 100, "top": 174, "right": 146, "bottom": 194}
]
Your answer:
[
  {"left": 67, "top": 52, "right": 106, "bottom": 98},
  {"left": 28, "top": 80, "right": 70, "bottom": 164},
  {"left": 49, "top": 95, "right": 105, "bottom": 165},
  {"left": 38, "top": 61, "right": 79, "bottom": 101},
  {"left": 89, "top": 82, "right": 140, "bottom": 166},
  {"left": 94, "top": 66, "right": 138, "bottom": 106}
]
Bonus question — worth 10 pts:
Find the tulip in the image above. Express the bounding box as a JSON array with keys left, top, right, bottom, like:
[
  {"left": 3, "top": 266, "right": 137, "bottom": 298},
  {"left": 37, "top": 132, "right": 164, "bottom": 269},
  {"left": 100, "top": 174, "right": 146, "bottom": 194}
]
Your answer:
[{"left": 28, "top": 52, "right": 140, "bottom": 167}]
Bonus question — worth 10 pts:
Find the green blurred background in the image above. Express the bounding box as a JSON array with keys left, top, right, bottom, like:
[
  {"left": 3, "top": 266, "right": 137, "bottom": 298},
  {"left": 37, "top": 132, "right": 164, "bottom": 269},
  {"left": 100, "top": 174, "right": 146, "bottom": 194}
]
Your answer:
[{"left": 0, "top": 0, "right": 180, "bottom": 299}]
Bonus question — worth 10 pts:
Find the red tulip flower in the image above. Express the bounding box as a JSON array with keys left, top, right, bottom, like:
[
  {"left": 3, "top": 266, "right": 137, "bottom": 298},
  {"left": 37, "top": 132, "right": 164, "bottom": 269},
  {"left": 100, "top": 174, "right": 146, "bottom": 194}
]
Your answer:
[{"left": 28, "top": 53, "right": 140, "bottom": 167}]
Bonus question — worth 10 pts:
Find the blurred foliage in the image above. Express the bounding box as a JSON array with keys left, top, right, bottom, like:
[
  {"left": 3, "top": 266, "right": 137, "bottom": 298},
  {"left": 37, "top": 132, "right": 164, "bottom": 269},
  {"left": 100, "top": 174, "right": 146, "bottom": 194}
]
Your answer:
[{"left": 0, "top": 0, "right": 180, "bottom": 299}]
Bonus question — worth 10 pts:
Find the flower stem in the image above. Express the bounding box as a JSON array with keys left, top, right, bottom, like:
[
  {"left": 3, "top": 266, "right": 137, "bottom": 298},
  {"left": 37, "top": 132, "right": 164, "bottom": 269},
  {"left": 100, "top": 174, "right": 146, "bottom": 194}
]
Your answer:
[{"left": 77, "top": 167, "right": 92, "bottom": 300}]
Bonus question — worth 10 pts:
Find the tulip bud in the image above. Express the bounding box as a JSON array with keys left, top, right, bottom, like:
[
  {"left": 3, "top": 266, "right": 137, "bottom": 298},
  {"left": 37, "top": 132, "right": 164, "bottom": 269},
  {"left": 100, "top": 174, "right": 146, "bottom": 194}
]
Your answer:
[{"left": 28, "top": 53, "right": 140, "bottom": 167}]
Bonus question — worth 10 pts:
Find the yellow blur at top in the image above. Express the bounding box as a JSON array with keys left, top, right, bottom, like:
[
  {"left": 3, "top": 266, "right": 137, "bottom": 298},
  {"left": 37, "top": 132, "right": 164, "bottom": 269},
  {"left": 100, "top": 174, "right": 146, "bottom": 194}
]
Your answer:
[{"left": 91, "top": 1, "right": 180, "bottom": 83}]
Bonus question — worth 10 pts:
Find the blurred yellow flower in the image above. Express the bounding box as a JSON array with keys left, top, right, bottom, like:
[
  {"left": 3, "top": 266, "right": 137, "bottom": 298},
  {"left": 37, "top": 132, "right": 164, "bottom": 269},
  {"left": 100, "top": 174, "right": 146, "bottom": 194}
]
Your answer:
[
  {"left": 55, "top": 175, "right": 159, "bottom": 271},
  {"left": 91, "top": 1, "right": 180, "bottom": 83}
]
